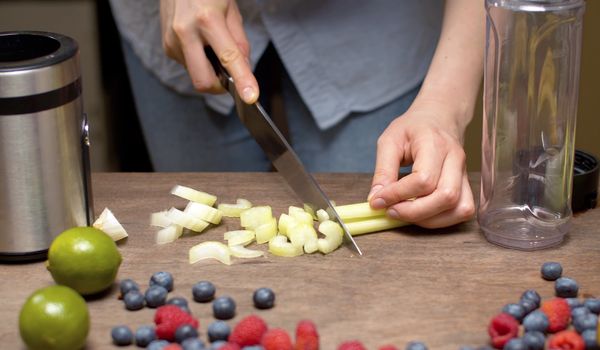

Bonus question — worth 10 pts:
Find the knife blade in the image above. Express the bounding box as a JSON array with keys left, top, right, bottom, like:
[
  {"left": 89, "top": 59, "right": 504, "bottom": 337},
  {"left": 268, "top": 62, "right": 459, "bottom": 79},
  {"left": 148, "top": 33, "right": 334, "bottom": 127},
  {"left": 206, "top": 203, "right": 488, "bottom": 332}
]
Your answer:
[{"left": 205, "top": 48, "right": 362, "bottom": 256}]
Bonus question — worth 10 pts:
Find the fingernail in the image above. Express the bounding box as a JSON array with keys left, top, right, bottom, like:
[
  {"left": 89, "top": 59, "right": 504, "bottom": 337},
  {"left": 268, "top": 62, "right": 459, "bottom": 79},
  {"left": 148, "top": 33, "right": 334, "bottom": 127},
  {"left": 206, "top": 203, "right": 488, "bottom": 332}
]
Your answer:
[
  {"left": 387, "top": 208, "right": 399, "bottom": 219},
  {"left": 242, "top": 87, "right": 257, "bottom": 103},
  {"left": 367, "top": 185, "right": 383, "bottom": 200},
  {"left": 371, "top": 198, "right": 386, "bottom": 209}
]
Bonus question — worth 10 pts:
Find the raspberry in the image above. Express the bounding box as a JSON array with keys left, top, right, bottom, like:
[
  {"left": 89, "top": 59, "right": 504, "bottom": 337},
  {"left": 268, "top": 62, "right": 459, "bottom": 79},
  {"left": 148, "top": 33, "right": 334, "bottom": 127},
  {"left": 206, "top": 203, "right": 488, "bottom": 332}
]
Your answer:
[
  {"left": 163, "top": 344, "right": 182, "bottom": 350},
  {"left": 378, "top": 346, "right": 399, "bottom": 350},
  {"left": 338, "top": 340, "right": 367, "bottom": 350},
  {"left": 219, "top": 343, "right": 241, "bottom": 350},
  {"left": 541, "top": 298, "right": 571, "bottom": 333},
  {"left": 228, "top": 315, "right": 268, "bottom": 346},
  {"left": 547, "top": 330, "right": 585, "bottom": 350},
  {"left": 262, "top": 328, "right": 293, "bottom": 350},
  {"left": 154, "top": 305, "right": 199, "bottom": 341},
  {"left": 295, "top": 320, "right": 319, "bottom": 350},
  {"left": 488, "top": 313, "right": 519, "bottom": 349}
]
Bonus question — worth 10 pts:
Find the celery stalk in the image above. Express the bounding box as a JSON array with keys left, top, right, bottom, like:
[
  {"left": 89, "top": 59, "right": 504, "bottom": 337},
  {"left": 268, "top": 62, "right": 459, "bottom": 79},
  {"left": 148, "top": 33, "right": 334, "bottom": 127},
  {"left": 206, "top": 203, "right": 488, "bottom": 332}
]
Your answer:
[
  {"left": 334, "top": 202, "right": 385, "bottom": 220},
  {"left": 344, "top": 216, "right": 408, "bottom": 236}
]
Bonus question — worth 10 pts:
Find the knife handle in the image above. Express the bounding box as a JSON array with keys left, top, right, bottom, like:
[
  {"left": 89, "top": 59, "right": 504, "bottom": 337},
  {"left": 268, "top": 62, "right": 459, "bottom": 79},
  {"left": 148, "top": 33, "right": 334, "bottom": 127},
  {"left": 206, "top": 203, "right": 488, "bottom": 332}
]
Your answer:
[{"left": 204, "top": 47, "right": 231, "bottom": 89}]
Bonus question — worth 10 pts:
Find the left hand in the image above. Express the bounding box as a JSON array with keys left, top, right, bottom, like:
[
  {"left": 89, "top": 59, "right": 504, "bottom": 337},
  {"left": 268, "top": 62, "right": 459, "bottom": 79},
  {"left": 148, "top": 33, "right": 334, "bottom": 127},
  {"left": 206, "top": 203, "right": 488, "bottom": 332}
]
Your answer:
[{"left": 368, "top": 102, "right": 475, "bottom": 228}]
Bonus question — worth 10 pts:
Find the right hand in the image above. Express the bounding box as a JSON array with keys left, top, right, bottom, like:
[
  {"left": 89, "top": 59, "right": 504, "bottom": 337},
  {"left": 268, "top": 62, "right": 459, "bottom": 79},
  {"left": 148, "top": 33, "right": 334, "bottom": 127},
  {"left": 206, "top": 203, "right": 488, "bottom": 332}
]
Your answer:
[{"left": 160, "top": 0, "right": 259, "bottom": 103}]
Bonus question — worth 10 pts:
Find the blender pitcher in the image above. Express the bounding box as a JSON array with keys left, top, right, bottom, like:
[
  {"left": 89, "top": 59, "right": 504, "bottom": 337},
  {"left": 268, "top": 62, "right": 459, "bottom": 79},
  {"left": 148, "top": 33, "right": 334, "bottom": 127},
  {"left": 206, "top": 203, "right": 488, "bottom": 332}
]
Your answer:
[{"left": 479, "top": 0, "right": 585, "bottom": 250}]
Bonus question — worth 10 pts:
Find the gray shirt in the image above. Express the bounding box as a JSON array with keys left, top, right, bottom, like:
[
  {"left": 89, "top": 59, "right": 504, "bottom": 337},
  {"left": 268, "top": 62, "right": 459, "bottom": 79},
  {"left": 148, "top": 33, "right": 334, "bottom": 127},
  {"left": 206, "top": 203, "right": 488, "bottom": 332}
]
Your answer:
[{"left": 109, "top": 0, "right": 443, "bottom": 130}]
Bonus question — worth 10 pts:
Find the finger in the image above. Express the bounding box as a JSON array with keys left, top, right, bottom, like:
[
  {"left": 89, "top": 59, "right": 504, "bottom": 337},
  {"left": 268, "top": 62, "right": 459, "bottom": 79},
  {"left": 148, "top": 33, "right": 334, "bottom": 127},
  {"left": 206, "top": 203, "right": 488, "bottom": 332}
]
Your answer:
[
  {"left": 369, "top": 132, "right": 404, "bottom": 201},
  {"left": 386, "top": 148, "right": 466, "bottom": 222},
  {"left": 176, "top": 30, "right": 224, "bottom": 93},
  {"left": 198, "top": 11, "right": 259, "bottom": 103},
  {"left": 226, "top": 1, "right": 251, "bottom": 58},
  {"left": 413, "top": 174, "right": 475, "bottom": 229},
  {"left": 371, "top": 137, "right": 444, "bottom": 208}
]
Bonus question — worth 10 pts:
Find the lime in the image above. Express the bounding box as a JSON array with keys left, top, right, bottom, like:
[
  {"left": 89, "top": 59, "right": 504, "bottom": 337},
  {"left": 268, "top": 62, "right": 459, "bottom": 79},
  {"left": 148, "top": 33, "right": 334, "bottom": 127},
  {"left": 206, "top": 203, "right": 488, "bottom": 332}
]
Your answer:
[
  {"left": 19, "top": 285, "right": 89, "bottom": 350},
  {"left": 47, "top": 226, "right": 122, "bottom": 295}
]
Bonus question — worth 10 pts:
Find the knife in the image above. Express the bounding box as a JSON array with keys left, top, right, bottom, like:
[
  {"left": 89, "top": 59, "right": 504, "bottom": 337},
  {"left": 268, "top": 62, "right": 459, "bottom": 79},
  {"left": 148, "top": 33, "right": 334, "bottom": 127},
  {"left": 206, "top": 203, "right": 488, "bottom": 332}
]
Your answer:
[{"left": 205, "top": 48, "right": 362, "bottom": 256}]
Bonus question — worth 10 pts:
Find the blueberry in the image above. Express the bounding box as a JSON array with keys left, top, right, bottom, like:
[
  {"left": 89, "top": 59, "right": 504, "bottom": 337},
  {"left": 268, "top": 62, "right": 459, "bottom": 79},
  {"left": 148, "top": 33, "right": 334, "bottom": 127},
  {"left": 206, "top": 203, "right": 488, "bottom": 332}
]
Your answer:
[
  {"left": 182, "top": 337, "right": 206, "bottom": 350},
  {"left": 566, "top": 298, "right": 583, "bottom": 310},
  {"left": 555, "top": 277, "right": 579, "bottom": 298},
  {"left": 522, "top": 331, "right": 545, "bottom": 350},
  {"left": 253, "top": 287, "right": 275, "bottom": 309},
  {"left": 242, "top": 346, "right": 265, "bottom": 350},
  {"left": 572, "top": 306, "right": 590, "bottom": 320},
  {"left": 541, "top": 262, "right": 562, "bottom": 281},
  {"left": 502, "top": 303, "right": 526, "bottom": 322},
  {"left": 459, "top": 347, "right": 475, "bottom": 350},
  {"left": 519, "top": 298, "right": 538, "bottom": 316},
  {"left": 135, "top": 325, "right": 157, "bottom": 347},
  {"left": 503, "top": 338, "right": 527, "bottom": 350},
  {"left": 145, "top": 285, "right": 169, "bottom": 308},
  {"left": 522, "top": 310, "right": 549, "bottom": 333},
  {"left": 120, "top": 278, "right": 140, "bottom": 297},
  {"left": 476, "top": 347, "right": 494, "bottom": 350},
  {"left": 147, "top": 339, "right": 170, "bottom": 350},
  {"left": 168, "top": 296, "right": 189, "bottom": 307},
  {"left": 208, "top": 321, "right": 231, "bottom": 342},
  {"left": 175, "top": 324, "right": 199, "bottom": 343},
  {"left": 150, "top": 271, "right": 174, "bottom": 292},
  {"left": 111, "top": 325, "right": 134, "bottom": 346},
  {"left": 581, "top": 329, "right": 599, "bottom": 350},
  {"left": 193, "top": 281, "right": 216, "bottom": 302},
  {"left": 211, "top": 340, "right": 227, "bottom": 350},
  {"left": 520, "top": 289, "right": 541, "bottom": 308},
  {"left": 405, "top": 341, "right": 428, "bottom": 350},
  {"left": 573, "top": 313, "right": 598, "bottom": 333},
  {"left": 584, "top": 298, "right": 600, "bottom": 314},
  {"left": 213, "top": 296, "right": 236, "bottom": 320},
  {"left": 124, "top": 290, "right": 145, "bottom": 310}
]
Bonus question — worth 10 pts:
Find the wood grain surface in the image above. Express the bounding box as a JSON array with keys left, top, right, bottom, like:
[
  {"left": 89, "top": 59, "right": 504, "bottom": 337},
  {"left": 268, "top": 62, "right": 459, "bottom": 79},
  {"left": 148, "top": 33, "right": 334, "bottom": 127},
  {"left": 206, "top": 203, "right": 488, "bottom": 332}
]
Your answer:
[{"left": 2, "top": 172, "right": 599, "bottom": 349}]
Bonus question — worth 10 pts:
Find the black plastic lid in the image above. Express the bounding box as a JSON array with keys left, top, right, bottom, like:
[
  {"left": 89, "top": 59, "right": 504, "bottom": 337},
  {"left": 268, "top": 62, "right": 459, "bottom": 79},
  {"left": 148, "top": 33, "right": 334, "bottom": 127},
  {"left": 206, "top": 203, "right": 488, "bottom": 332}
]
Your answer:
[{"left": 572, "top": 150, "right": 599, "bottom": 212}]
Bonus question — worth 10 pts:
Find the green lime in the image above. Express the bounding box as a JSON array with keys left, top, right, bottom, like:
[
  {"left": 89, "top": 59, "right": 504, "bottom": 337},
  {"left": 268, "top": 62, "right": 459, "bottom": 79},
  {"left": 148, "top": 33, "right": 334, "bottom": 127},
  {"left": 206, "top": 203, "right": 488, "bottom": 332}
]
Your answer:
[
  {"left": 19, "top": 285, "right": 89, "bottom": 350},
  {"left": 47, "top": 226, "right": 122, "bottom": 295}
]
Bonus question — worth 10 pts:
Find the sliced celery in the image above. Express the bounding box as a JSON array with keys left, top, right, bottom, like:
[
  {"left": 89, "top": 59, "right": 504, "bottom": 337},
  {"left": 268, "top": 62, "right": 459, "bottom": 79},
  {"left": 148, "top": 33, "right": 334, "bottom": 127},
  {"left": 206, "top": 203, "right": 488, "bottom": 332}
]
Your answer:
[
  {"left": 155, "top": 224, "right": 183, "bottom": 244},
  {"left": 166, "top": 208, "right": 209, "bottom": 232},
  {"left": 93, "top": 208, "right": 128, "bottom": 241},
  {"left": 224, "top": 230, "right": 255, "bottom": 247},
  {"left": 255, "top": 217, "right": 277, "bottom": 244},
  {"left": 189, "top": 241, "right": 231, "bottom": 265},
  {"left": 185, "top": 202, "right": 223, "bottom": 225},
  {"left": 268, "top": 235, "right": 303, "bottom": 257},
  {"left": 229, "top": 245, "right": 264, "bottom": 258},
  {"left": 240, "top": 206, "right": 273, "bottom": 229},
  {"left": 217, "top": 198, "right": 252, "bottom": 218},
  {"left": 171, "top": 185, "right": 217, "bottom": 206}
]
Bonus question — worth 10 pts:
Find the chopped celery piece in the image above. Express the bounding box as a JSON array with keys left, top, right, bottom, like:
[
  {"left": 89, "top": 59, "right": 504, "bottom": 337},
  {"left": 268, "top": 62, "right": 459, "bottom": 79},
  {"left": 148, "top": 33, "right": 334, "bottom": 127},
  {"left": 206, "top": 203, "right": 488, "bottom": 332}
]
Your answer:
[
  {"left": 184, "top": 201, "right": 223, "bottom": 224},
  {"left": 268, "top": 235, "right": 303, "bottom": 257},
  {"left": 93, "top": 208, "right": 128, "bottom": 241},
  {"left": 229, "top": 245, "right": 264, "bottom": 258},
  {"left": 240, "top": 206, "right": 273, "bottom": 229},
  {"left": 317, "top": 220, "right": 344, "bottom": 254},
  {"left": 224, "top": 230, "right": 255, "bottom": 246},
  {"left": 217, "top": 198, "right": 252, "bottom": 217},
  {"left": 189, "top": 241, "right": 231, "bottom": 265},
  {"left": 289, "top": 207, "right": 313, "bottom": 225},
  {"left": 277, "top": 213, "right": 297, "bottom": 236},
  {"left": 288, "top": 223, "right": 317, "bottom": 249},
  {"left": 345, "top": 216, "right": 408, "bottom": 236},
  {"left": 303, "top": 238, "right": 319, "bottom": 254},
  {"left": 155, "top": 224, "right": 183, "bottom": 244},
  {"left": 150, "top": 210, "right": 172, "bottom": 228},
  {"left": 316, "top": 209, "right": 330, "bottom": 223},
  {"left": 303, "top": 204, "right": 318, "bottom": 220},
  {"left": 166, "top": 208, "right": 210, "bottom": 232},
  {"left": 171, "top": 185, "right": 217, "bottom": 206},
  {"left": 334, "top": 202, "right": 385, "bottom": 221},
  {"left": 255, "top": 217, "right": 277, "bottom": 244}
]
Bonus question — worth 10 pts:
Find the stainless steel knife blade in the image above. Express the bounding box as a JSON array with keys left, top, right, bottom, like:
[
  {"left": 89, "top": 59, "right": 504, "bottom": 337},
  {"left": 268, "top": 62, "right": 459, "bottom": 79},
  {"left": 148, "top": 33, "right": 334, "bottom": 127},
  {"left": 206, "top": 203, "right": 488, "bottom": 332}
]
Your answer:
[{"left": 205, "top": 48, "right": 362, "bottom": 255}]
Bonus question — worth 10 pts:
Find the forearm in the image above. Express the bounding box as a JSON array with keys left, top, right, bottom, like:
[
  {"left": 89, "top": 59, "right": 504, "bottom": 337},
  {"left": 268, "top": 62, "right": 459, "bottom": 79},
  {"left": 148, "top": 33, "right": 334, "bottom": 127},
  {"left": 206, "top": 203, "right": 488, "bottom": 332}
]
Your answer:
[{"left": 412, "top": 0, "right": 485, "bottom": 135}]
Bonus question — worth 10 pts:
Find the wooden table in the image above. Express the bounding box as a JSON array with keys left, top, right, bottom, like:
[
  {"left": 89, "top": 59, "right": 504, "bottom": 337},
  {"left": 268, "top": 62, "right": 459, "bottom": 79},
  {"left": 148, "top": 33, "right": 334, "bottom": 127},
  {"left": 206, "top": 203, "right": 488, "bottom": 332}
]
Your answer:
[{"left": 3, "top": 173, "right": 599, "bottom": 349}]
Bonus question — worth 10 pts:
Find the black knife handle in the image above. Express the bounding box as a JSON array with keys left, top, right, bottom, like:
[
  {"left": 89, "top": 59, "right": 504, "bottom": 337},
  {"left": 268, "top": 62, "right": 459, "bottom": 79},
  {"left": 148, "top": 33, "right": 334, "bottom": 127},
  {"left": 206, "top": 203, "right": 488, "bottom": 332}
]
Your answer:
[{"left": 204, "top": 46, "right": 231, "bottom": 89}]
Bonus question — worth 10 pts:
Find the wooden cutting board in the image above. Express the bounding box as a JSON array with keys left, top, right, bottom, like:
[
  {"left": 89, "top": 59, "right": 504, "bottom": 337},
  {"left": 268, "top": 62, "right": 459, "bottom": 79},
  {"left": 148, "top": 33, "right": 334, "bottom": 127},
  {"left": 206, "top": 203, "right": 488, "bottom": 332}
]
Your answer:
[{"left": 2, "top": 172, "right": 599, "bottom": 349}]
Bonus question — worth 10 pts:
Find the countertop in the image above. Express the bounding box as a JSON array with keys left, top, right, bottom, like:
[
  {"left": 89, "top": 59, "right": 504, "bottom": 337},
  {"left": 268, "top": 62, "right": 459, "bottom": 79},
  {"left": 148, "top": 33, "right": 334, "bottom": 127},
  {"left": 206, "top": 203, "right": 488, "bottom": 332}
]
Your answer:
[{"left": 3, "top": 172, "right": 599, "bottom": 349}]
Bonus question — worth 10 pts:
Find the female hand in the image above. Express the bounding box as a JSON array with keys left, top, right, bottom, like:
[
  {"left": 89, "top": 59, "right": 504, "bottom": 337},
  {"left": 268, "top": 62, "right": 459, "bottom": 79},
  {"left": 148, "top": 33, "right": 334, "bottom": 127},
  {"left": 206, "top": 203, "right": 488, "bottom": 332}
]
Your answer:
[
  {"left": 368, "top": 103, "right": 475, "bottom": 228},
  {"left": 160, "top": 0, "right": 258, "bottom": 103}
]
